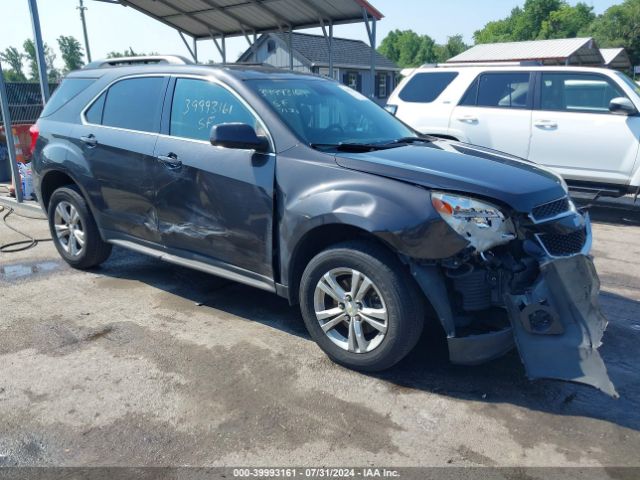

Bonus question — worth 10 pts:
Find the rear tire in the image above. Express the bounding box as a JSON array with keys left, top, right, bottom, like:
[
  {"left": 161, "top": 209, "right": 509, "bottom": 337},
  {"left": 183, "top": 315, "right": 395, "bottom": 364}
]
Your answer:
[
  {"left": 48, "top": 185, "right": 112, "bottom": 269},
  {"left": 299, "top": 240, "right": 425, "bottom": 372}
]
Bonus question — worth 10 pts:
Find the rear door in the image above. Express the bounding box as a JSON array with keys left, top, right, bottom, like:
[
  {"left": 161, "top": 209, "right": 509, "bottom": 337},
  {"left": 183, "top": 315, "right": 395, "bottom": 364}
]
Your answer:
[
  {"left": 529, "top": 71, "right": 640, "bottom": 185},
  {"left": 449, "top": 71, "right": 533, "bottom": 159},
  {"left": 152, "top": 76, "right": 276, "bottom": 285},
  {"left": 73, "top": 76, "right": 169, "bottom": 242}
]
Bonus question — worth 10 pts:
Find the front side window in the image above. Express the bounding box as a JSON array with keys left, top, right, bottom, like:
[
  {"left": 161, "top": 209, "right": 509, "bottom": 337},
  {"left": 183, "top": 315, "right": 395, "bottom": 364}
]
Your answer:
[
  {"left": 541, "top": 73, "right": 627, "bottom": 113},
  {"left": 169, "top": 78, "right": 259, "bottom": 142},
  {"left": 476, "top": 72, "right": 530, "bottom": 109},
  {"left": 249, "top": 78, "right": 414, "bottom": 146},
  {"left": 399, "top": 72, "right": 458, "bottom": 103},
  {"left": 101, "top": 77, "right": 166, "bottom": 132}
]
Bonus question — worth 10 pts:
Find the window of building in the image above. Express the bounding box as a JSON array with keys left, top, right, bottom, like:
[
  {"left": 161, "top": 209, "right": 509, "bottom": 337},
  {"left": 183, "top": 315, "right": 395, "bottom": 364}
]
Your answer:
[
  {"left": 170, "top": 78, "right": 258, "bottom": 142},
  {"left": 398, "top": 72, "right": 458, "bottom": 103},
  {"left": 267, "top": 39, "right": 277, "bottom": 53},
  {"left": 101, "top": 77, "right": 166, "bottom": 132},
  {"left": 345, "top": 71, "right": 360, "bottom": 92},
  {"left": 540, "top": 72, "right": 626, "bottom": 113},
  {"left": 377, "top": 74, "right": 388, "bottom": 98}
]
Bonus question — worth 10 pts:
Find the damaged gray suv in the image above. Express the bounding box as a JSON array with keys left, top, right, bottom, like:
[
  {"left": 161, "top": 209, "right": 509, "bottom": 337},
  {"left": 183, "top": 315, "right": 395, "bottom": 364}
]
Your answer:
[{"left": 31, "top": 59, "right": 616, "bottom": 396}]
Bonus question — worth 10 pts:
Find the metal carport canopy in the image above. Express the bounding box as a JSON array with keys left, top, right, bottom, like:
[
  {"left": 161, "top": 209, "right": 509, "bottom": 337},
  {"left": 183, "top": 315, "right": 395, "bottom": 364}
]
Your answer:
[{"left": 116, "top": 0, "right": 383, "bottom": 39}]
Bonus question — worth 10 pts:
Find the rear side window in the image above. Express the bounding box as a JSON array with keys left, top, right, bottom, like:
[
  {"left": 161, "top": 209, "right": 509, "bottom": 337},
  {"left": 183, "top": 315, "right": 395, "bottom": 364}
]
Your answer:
[
  {"left": 40, "top": 78, "right": 95, "bottom": 117},
  {"left": 85, "top": 92, "right": 105, "bottom": 124},
  {"left": 540, "top": 73, "right": 625, "bottom": 113},
  {"left": 474, "top": 72, "right": 531, "bottom": 109},
  {"left": 169, "top": 78, "right": 258, "bottom": 141},
  {"left": 398, "top": 72, "right": 458, "bottom": 103},
  {"left": 101, "top": 77, "right": 166, "bottom": 133}
]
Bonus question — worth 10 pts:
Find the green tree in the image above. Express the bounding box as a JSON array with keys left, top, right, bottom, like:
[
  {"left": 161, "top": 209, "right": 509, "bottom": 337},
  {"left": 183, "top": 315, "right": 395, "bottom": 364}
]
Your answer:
[
  {"left": 587, "top": 0, "right": 640, "bottom": 66},
  {"left": 23, "top": 38, "right": 58, "bottom": 82},
  {"left": 57, "top": 35, "right": 84, "bottom": 72},
  {"left": 539, "top": 3, "right": 595, "bottom": 39},
  {"left": 435, "top": 35, "right": 469, "bottom": 62},
  {"left": 0, "top": 46, "right": 26, "bottom": 81},
  {"left": 378, "top": 30, "right": 438, "bottom": 67}
]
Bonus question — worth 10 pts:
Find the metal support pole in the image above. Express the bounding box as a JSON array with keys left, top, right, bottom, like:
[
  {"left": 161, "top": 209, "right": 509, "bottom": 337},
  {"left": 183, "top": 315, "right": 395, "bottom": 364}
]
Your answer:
[
  {"left": 288, "top": 29, "right": 294, "bottom": 71},
  {"left": 0, "top": 62, "right": 24, "bottom": 203},
  {"left": 329, "top": 21, "right": 334, "bottom": 79},
  {"left": 78, "top": 0, "right": 92, "bottom": 63},
  {"left": 221, "top": 35, "right": 226, "bottom": 64},
  {"left": 193, "top": 37, "right": 198, "bottom": 63},
  {"left": 370, "top": 17, "right": 376, "bottom": 99},
  {"left": 178, "top": 31, "right": 197, "bottom": 62},
  {"left": 28, "top": 0, "right": 50, "bottom": 103}
]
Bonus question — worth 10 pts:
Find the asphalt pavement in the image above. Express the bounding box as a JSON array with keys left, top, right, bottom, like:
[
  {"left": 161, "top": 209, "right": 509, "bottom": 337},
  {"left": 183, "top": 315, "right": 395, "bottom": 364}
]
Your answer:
[{"left": 0, "top": 197, "right": 639, "bottom": 473}]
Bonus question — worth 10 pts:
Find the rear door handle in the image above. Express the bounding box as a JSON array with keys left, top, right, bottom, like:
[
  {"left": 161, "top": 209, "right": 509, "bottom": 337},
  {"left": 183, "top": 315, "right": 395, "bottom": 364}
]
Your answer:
[
  {"left": 80, "top": 134, "right": 97, "bottom": 147},
  {"left": 534, "top": 120, "right": 558, "bottom": 129},
  {"left": 157, "top": 153, "right": 182, "bottom": 169}
]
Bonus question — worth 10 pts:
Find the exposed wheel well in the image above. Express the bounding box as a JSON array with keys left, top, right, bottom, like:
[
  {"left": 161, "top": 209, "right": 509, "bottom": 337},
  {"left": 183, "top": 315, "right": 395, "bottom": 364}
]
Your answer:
[
  {"left": 40, "top": 171, "right": 77, "bottom": 211},
  {"left": 287, "top": 224, "right": 396, "bottom": 305}
]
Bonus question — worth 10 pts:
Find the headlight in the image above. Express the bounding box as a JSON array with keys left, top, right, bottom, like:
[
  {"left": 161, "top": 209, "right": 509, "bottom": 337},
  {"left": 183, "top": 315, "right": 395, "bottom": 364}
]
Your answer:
[{"left": 431, "top": 192, "right": 516, "bottom": 253}]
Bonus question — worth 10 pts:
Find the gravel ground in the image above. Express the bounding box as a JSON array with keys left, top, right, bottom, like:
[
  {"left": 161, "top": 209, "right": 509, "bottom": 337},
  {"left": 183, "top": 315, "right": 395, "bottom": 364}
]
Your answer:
[{"left": 0, "top": 198, "right": 639, "bottom": 473}]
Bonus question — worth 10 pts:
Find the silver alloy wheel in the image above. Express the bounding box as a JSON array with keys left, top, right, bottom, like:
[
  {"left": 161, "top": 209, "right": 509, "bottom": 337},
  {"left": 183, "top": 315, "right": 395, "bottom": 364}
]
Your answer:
[
  {"left": 54, "top": 201, "right": 85, "bottom": 257},
  {"left": 313, "top": 268, "right": 389, "bottom": 354}
]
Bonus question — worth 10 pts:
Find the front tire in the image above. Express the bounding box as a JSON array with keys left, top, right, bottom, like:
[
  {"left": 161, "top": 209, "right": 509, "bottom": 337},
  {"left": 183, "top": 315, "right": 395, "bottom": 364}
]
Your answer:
[
  {"left": 48, "top": 186, "right": 112, "bottom": 269},
  {"left": 299, "top": 240, "right": 425, "bottom": 372}
]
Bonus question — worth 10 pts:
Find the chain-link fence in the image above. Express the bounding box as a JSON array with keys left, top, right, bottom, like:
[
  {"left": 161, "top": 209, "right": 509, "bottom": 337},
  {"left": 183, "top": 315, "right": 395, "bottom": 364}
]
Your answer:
[{"left": 0, "top": 82, "right": 59, "bottom": 125}]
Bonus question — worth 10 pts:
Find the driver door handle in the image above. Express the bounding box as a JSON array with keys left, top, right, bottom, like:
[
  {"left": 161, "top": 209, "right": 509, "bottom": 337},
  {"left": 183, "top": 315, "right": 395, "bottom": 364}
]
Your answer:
[
  {"left": 157, "top": 153, "right": 182, "bottom": 169},
  {"left": 457, "top": 115, "right": 478, "bottom": 123},
  {"left": 534, "top": 120, "right": 558, "bottom": 129}
]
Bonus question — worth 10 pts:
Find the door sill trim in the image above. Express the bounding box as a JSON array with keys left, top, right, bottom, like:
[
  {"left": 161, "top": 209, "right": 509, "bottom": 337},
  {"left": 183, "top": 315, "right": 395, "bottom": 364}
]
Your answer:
[{"left": 108, "top": 239, "right": 276, "bottom": 293}]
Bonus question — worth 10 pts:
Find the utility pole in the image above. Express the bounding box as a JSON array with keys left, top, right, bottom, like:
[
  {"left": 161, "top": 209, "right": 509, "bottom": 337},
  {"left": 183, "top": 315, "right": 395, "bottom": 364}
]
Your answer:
[{"left": 78, "top": 0, "right": 92, "bottom": 63}]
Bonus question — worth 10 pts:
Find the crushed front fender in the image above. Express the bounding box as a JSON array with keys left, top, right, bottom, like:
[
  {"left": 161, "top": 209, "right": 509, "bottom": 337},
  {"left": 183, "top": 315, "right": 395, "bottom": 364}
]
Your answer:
[{"left": 504, "top": 255, "right": 618, "bottom": 397}]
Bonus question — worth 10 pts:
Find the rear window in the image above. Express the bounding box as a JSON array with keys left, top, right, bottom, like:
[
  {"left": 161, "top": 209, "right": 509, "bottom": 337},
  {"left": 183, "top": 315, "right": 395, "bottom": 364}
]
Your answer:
[
  {"left": 40, "top": 78, "right": 95, "bottom": 117},
  {"left": 398, "top": 72, "right": 458, "bottom": 103},
  {"left": 101, "top": 77, "right": 166, "bottom": 133}
]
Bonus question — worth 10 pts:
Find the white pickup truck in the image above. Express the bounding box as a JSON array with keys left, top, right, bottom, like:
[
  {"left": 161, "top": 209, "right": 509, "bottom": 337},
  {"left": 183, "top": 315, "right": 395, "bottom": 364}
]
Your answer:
[{"left": 387, "top": 65, "right": 640, "bottom": 197}]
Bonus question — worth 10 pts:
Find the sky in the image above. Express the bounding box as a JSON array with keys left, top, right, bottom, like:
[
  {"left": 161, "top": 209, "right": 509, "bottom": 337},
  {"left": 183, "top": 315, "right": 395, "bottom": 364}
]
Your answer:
[{"left": 0, "top": 0, "right": 621, "bottom": 70}]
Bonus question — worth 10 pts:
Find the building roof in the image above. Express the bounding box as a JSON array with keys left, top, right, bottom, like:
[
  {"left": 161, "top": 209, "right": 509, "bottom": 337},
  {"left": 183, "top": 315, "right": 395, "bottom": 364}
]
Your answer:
[
  {"left": 447, "top": 37, "right": 604, "bottom": 65},
  {"left": 600, "top": 48, "right": 632, "bottom": 69},
  {"left": 117, "top": 0, "right": 383, "bottom": 40},
  {"left": 239, "top": 32, "right": 399, "bottom": 70}
]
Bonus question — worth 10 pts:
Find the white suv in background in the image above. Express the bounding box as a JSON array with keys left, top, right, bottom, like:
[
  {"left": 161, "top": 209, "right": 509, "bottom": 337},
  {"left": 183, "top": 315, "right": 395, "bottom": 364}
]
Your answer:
[{"left": 387, "top": 66, "right": 640, "bottom": 197}]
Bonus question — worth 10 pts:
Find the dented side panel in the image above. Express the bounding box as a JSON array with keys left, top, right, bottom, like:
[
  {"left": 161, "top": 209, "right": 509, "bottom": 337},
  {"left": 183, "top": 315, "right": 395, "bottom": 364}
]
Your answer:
[{"left": 505, "top": 255, "right": 618, "bottom": 397}]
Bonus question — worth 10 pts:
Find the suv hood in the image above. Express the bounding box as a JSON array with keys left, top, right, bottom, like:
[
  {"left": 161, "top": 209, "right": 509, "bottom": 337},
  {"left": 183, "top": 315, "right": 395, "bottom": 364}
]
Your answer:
[{"left": 334, "top": 139, "right": 566, "bottom": 213}]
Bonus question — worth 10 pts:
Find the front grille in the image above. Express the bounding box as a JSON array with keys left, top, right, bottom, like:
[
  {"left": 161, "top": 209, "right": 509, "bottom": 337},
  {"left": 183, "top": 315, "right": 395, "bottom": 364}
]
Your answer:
[
  {"left": 538, "top": 228, "right": 587, "bottom": 256},
  {"left": 531, "top": 197, "right": 570, "bottom": 221}
]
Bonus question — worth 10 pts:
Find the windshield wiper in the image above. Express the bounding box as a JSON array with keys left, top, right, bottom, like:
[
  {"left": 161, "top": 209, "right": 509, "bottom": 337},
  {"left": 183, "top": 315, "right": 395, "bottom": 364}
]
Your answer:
[
  {"left": 383, "top": 136, "right": 433, "bottom": 145},
  {"left": 309, "top": 142, "right": 400, "bottom": 152}
]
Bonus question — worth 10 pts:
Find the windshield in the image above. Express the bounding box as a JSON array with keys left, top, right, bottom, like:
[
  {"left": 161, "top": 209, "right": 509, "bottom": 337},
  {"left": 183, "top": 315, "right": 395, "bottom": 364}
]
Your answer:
[
  {"left": 248, "top": 78, "right": 414, "bottom": 146},
  {"left": 615, "top": 71, "right": 640, "bottom": 98}
]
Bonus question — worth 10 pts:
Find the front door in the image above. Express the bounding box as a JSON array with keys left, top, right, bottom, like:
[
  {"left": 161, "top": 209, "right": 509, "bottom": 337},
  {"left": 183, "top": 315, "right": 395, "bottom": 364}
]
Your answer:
[
  {"left": 529, "top": 71, "right": 640, "bottom": 185},
  {"left": 449, "top": 71, "right": 533, "bottom": 159},
  {"left": 74, "top": 76, "right": 169, "bottom": 243},
  {"left": 153, "top": 77, "right": 276, "bottom": 283}
]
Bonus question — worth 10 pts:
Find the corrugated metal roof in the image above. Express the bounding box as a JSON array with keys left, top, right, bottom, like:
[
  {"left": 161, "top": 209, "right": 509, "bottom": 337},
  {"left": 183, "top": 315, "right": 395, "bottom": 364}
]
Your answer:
[
  {"left": 448, "top": 38, "right": 604, "bottom": 65},
  {"left": 600, "top": 48, "right": 631, "bottom": 69},
  {"left": 238, "top": 32, "right": 398, "bottom": 69},
  {"left": 118, "top": 0, "right": 383, "bottom": 39}
]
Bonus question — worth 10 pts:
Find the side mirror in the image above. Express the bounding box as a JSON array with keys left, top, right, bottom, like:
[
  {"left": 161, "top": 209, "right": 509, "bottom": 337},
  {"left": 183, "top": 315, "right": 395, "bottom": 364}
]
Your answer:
[
  {"left": 210, "top": 123, "right": 270, "bottom": 152},
  {"left": 609, "top": 97, "right": 638, "bottom": 116}
]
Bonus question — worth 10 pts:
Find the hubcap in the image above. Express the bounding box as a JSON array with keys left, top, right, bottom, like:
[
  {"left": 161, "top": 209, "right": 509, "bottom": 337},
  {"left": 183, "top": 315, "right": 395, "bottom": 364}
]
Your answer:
[
  {"left": 54, "top": 201, "right": 85, "bottom": 257},
  {"left": 313, "top": 268, "right": 388, "bottom": 354}
]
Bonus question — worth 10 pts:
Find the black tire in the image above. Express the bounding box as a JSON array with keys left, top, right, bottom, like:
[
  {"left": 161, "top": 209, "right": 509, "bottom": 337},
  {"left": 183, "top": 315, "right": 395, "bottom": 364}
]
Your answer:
[
  {"left": 48, "top": 185, "right": 112, "bottom": 269},
  {"left": 299, "top": 240, "right": 425, "bottom": 372}
]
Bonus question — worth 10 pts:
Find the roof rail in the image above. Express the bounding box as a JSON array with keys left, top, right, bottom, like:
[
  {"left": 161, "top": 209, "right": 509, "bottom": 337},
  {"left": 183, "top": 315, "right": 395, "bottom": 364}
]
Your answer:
[
  {"left": 432, "top": 61, "right": 543, "bottom": 68},
  {"left": 83, "top": 55, "right": 194, "bottom": 69}
]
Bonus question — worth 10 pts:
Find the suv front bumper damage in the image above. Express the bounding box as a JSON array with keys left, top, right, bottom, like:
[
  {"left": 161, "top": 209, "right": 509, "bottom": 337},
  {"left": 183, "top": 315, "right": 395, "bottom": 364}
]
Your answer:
[
  {"left": 412, "top": 254, "right": 617, "bottom": 397},
  {"left": 504, "top": 255, "right": 617, "bottom": 397}
]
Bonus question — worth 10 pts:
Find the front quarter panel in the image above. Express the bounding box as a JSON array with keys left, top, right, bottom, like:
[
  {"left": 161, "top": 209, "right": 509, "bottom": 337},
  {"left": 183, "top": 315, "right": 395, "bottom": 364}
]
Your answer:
[{"left": 277, "top": 146, "right": 469, "bottom": 286}]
